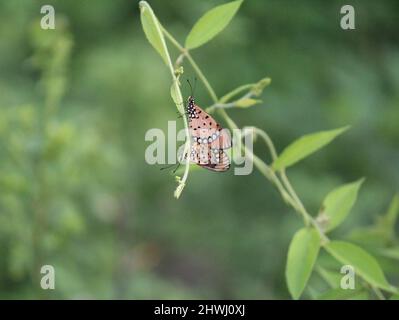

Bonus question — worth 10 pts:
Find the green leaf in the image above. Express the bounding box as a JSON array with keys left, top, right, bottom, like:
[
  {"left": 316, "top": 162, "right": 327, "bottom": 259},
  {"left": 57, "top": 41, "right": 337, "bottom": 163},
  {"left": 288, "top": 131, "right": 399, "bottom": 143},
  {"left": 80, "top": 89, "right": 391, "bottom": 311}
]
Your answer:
[
  {"left": 347, "top": 227, "right": 387, "bottom": 247},
  {"left": 170, "top": 80, "right": 184, "bottom": 114},
  {"left": 318, "top": 288, "right": 368, "bottom": 300},
  {"left": 385, "top": 194, "right": 399, "bottom": 224},
  {"left": 250, "top": 77, "right": 272, "bottom": 96},
  {"left": 346, "top": 194, "right": 399, "bottom": 246},
  {"left": 185, "top": 0, "right": 243, "bottom": 49},
  {"left": 318, "top": 179, "right": 364, "bottom": 232},
  {"left": 235, "top": 98, "right": 262, "bottom": 108},
  {"left": 272, "top": 126, "right": 350, "bottom": 171},
  {"left": 324, "top": 241, "right": 395, "bottom": 292},
  {"left": 286, "top": 228, "right": 321, "bottom": 299},
  {"left": 377, "top": 194, "right": 399, "bottom": 239},
  {"left": 139, "top": 1, "right": 170, "bottom": 65}
]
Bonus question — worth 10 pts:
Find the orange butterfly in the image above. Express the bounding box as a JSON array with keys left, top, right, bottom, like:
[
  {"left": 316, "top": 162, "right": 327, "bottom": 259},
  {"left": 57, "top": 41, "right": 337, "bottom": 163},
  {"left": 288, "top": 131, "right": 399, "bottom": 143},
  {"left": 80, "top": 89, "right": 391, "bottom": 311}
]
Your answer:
[{"left": 186, "top": 95, "right": 231, "bottom": 172}]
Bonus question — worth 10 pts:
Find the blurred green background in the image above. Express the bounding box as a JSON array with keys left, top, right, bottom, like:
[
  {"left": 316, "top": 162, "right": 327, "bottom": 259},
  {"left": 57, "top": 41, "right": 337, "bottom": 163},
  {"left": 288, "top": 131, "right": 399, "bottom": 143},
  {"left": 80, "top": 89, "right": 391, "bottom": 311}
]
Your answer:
[{"left": 0, "top": 0, "right": 398, "bottom": 299}]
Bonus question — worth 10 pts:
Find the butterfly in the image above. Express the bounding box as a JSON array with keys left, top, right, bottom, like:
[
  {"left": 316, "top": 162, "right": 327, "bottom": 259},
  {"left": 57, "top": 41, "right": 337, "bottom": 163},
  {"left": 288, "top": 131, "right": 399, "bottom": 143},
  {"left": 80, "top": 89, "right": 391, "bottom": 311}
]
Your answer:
[{"left": 185, "top": 95, "right": 231, "bottom": 172}]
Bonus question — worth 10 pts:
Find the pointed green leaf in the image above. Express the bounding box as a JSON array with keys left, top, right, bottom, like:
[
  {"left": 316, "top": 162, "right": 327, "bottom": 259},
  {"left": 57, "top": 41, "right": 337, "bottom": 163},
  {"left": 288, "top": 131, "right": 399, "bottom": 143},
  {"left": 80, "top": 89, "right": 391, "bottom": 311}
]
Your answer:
[
  {"left": 385, "top": 194, "right": 399, "bottom": 224},
  {"left": 139, "top": 1, "right": 170, "bottom": 65},
  {"left": 235, "top": 98, "right": 262, "bottom": 108},
  {"left": 347, "top": 227, "right": 387, "bottom": 247},
  {"left": 272, "top": 126, "right": 350, "bottom": 170},
  {"left": 378, "top": 194, "right": 399, "bottom": 239},
  {"left": 251, "top": 77, "right": 272, "bottom": 96},
  {"left": 185, "top": 0, "right": 243, "bottom": 49},
  {"left": 170, "top": 80, "right": 184, "bottom": 114},
  {"left": 318, "top": 179, "right": 364, "bottom": 232},
  {"left": 286, "top": 228, "right": 321, "bottom": 299},
  {"left": 324, "top": 241, "right": 395, "bottom": 292}
]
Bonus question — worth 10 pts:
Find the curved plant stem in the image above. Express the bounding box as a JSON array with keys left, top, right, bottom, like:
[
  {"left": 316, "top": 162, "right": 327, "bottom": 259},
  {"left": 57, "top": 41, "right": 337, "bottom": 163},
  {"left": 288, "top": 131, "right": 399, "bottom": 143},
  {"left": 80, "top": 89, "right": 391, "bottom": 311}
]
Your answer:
[
  {"left": 162, "top": 27, "right": 218, "bottom": 103},
  {"left": 185, "top": 53, "right": 218, "bottom": 103},
  {"left": 253, "top": 128, "right": 330, "bottom": 238},
  {"left": 280, "top": 171, "right": 310, "bottom": 224},
  {"left": 205, "top": 82, "right": 263, "bottom": 112},
  {"left": 157, "top": 25, "right": 190, "bottom": 198},
  {"left": 206, "top": 90, "right": 255, "bottom": 113},
  {"left": 162, "top": 27, "right": 184, "bottom": 51},
  {"left": 253, "top": 127, "right": 278, "bottom": 160},
  {"left": 254, "top": 130, "right": 299, "bottom": 204},
  {"left": 220, "top": 84, "right": 255, "bottom": 103}
]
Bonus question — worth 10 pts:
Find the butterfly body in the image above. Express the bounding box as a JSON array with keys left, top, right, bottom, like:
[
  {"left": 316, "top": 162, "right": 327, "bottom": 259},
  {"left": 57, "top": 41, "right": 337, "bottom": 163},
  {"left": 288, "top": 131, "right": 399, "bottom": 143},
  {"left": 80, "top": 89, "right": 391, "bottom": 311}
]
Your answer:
[{"left": 186, "top": 96, "right": 231, "bottom": 172}]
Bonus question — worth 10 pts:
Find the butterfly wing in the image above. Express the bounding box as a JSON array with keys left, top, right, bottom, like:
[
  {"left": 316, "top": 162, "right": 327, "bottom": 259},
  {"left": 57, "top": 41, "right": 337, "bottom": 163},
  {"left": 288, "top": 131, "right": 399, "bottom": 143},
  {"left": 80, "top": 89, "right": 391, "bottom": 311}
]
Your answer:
[
  {"left": 189, "top": 143, "right": 230, "bottom": 172},
  {"left": 189, "top": 105, "right": 232, "bottom": 150},
  {"left": 187, "top": 100, "right": 231, "bottom": 172},
  {"left": 204, "top": 148, "right": 230, "bottom": 172},
  {"left": 211, "top": 128, "right": 232, "bottom": 150}
]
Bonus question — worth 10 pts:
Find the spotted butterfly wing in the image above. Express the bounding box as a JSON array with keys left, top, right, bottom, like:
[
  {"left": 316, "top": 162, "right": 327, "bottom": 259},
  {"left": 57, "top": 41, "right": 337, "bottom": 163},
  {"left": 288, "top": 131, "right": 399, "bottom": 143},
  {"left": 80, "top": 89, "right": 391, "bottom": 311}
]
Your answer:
[
  {"left": 189, "top": 143, "right": 230, "bottom": 172},
  {"left": 186, "top": 96, "right": 231, "bottom": 172}
]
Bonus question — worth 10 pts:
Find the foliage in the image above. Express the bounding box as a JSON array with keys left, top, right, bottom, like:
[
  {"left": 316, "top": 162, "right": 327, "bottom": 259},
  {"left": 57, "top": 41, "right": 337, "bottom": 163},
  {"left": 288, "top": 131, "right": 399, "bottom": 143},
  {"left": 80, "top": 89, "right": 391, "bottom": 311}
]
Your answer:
[
  {"left": 139, "top": 0, "right": 399, "bottom": 300},
  {"left": 1, "top": 0, "right": 398, "bottom": 299}
]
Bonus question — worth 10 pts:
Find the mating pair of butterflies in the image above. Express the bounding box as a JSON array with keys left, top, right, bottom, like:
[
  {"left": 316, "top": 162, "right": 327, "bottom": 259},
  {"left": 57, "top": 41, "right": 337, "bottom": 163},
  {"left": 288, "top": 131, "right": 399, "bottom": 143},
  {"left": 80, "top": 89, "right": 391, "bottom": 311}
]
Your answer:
[{"left": 185, "top": 96, "right": 231, "bottom": 172}]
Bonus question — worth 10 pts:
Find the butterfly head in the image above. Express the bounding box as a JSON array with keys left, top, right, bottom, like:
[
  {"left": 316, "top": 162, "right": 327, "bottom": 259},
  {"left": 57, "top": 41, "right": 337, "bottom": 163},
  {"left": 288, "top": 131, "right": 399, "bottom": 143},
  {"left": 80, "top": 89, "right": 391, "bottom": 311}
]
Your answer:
[
  {"left": 186, "top": 96, "right": 197, "bottom": 119},
  {"left": 186, "top": 95, "right": 195, "bottom": 111}
]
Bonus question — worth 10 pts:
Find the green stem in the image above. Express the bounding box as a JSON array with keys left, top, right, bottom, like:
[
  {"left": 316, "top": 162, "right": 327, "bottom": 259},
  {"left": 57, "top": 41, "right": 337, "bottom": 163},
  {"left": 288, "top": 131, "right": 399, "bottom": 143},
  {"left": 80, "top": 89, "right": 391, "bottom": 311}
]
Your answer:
[
  {"left": 253, "top": 127, "right": 332, "bottom": 241},
  {"left": 185, "top": 53, "right": 218, "bottom": 103},
  {"left": 280, "top": 171, "right": 310, "bottom": 226},
  {"left": 253, "top": 128, "right": 312, "bottom": 227},
  {"left": 220, "top": 84, "right": 255, "bottom": 103},
  {"left": 253, "top": 128, "right": 278, "bottom": 160},
  {"left": 206, "top": 90, "right": 255, "bottom": 113},
  {"left": 162, "top": 27, "right": 218, "bottom": 103},
  {"left": 162, "top": 27, "right": 185, "bottom": 51},
  {"left": 160, "top": 26, "right": 190, "bottom": 198},
  {"left": 372, "top": 286, "right": 386, "bottom": 300}
]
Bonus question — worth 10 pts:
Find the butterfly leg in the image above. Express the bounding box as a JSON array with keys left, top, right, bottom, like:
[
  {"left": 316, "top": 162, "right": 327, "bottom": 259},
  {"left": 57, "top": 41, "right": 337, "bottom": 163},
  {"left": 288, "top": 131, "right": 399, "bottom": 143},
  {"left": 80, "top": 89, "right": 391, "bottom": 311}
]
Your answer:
[
  {"left": 176, "top": 111, "right": 188, "bottom": 119},
  {"left": 160, "top": 164, "right": 177, "bottom": 171},
  {"left": 172, "top": 162, "right": 181, "bottom": 174}
]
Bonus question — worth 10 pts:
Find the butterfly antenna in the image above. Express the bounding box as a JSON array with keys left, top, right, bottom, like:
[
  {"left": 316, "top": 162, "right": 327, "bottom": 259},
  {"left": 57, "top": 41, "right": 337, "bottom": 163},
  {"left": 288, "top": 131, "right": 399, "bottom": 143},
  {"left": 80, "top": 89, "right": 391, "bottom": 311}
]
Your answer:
[
  {"left": 187, "top": 79, "right": 193, "bottom": 97},
  {"left": 160, "top": 162, "right": 181, "bottom": 174},
  {"left": 160, "top": 164, "right": 177, "bottom": 171},
  {"left": 172, "top": 162, "right": 181, "bottom": 174}
]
